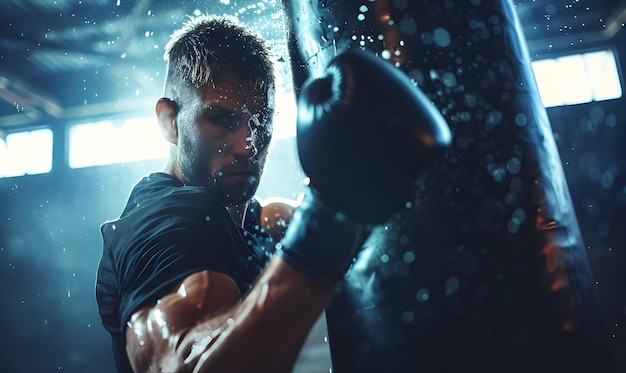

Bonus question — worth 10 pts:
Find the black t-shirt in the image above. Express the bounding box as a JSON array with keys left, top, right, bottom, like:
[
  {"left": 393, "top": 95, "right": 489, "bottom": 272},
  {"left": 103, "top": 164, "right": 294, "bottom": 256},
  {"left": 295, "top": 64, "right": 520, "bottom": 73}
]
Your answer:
[{"left": 96, "top": 172, "right": 274, "bottom": 372}]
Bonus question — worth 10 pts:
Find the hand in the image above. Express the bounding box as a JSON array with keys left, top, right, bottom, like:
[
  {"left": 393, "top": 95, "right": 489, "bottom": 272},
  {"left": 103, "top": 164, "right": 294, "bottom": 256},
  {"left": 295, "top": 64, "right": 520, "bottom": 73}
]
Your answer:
[{"left": 279, "top": 49, "right": 451, "bottom": 279}]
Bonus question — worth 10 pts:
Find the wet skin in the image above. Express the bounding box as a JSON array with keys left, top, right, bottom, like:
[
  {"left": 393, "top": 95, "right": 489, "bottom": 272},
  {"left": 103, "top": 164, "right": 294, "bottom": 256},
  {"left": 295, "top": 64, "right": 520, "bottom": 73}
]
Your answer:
[
  {"left": 125, "top": 75, "right": 329, "bottom": 373},
  {"left": 159, "top": 73, "right": 274, "bottom": 214}
]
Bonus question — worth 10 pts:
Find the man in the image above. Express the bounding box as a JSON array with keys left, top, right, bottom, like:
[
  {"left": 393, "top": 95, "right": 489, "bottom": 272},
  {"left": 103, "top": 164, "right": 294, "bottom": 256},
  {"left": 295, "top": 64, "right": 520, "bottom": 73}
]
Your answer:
[
  {"left": 96, "top": 15, "right": 300, "bottom": 372},
  {"left": 96, "top": 14, "right": 450, "bottom": 373}
]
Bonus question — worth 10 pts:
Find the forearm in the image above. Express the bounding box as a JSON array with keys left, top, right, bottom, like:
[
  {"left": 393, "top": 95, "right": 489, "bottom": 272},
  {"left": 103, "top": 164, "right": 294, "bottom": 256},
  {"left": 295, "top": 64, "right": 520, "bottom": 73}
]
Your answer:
[{"left": 179, "top": 256, "right": 336, "bottom": 372}]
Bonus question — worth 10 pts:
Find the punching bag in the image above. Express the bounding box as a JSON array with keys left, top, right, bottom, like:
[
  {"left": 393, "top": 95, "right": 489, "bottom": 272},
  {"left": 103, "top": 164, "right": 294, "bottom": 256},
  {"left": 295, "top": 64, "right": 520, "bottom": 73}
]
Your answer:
[{"left": 282, "top": 0, "right": 617, "bottom": 372}]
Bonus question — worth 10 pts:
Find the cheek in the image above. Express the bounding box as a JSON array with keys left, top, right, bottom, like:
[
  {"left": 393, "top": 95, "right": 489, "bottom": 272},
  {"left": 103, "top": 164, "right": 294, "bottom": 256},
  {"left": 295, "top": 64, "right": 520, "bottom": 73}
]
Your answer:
[
  {"left": 256, "top": 146, "right": 271, "bottom": 168},
  {"left": 185, "top": 126, "right": 225, "bottom": 156},
  {"left": 257, "top": 127, "right": 273, "bottom": 152},
  {"left": 178, "top": 132, "right": 219, "bottom": 169},
  {"left": 197, "top": 138, "right": 226, "bottom": 164}
]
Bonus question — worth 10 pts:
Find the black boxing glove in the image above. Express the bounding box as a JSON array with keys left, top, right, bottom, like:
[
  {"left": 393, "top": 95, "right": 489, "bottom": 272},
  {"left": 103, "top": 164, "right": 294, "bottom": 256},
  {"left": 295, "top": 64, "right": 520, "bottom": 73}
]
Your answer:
[{"left": 278, "top": 49, "right": 451, "bottom": 280}]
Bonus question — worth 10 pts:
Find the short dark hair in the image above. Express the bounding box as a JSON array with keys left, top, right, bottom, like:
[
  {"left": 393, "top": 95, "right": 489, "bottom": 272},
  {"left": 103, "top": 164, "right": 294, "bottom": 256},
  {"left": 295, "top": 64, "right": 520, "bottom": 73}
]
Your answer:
[{"left": 163, "top": 15, "right": 275, "bottom": 102}]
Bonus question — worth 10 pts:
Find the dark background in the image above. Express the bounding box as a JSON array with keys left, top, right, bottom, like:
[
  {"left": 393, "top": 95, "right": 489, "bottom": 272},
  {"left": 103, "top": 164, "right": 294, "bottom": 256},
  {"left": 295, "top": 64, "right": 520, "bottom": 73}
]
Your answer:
[{"left": 1, "top": 0, "right": 625, "bottom": 371}]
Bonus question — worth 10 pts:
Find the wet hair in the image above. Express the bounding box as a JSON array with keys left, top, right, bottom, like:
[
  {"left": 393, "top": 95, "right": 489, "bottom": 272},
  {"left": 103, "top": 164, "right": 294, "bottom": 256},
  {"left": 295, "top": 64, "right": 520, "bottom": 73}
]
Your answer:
[{"left": 163, "top": 15, "right": 275, "bottom": 103}]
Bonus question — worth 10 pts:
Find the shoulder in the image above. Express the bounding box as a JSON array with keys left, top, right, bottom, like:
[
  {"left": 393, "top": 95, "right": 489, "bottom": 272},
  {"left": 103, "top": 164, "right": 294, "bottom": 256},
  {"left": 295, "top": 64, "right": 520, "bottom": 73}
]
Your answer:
[
  {"left": 128, "top": 172, "right": 227, "bottom": 214},
  {"left": 100, "top": 180, "right": 241, "bottom": 333},
  {"left": 117, "top": 173, "right": 233, "bottom": 235}
]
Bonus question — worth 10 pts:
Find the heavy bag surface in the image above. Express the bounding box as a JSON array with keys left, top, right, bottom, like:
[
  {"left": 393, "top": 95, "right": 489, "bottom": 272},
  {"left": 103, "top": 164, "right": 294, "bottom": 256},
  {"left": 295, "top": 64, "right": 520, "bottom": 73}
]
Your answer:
[{"left": 282, "top": 0, "right": 617, "bottom": 372}]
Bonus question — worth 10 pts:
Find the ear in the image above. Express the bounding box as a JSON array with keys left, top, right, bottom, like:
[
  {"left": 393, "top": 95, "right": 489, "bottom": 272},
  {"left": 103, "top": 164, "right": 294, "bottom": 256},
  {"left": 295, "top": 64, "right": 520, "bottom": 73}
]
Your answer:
[{"left": 156, "top": 98, "right": 178, "bottom": 145}]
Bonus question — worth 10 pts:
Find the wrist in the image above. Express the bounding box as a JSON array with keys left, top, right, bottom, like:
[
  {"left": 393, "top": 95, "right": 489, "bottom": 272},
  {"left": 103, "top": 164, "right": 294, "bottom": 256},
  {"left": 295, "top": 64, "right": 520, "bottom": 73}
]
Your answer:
[{"left": 276, "top": 188, "right": 372, "bottom": 281}]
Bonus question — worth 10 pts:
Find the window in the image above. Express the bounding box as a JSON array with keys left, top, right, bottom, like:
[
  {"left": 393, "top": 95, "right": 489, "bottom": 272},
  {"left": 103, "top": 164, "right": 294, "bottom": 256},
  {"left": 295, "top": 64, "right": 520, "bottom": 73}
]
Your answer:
[
  {"left": 0, "top": 128, "right": 53, "bottom": 178},
  {"left": 66, "top": 92, "right": 296, "bottom": 169},
  {"left": 532, "top": 49, "right": 622, "bottom": 107},
  {"left": 3, "top": 49, "right": 620, "bottom": 178},
  {"left": 68, "top": 116, "right": 169, "bottom": 169}
]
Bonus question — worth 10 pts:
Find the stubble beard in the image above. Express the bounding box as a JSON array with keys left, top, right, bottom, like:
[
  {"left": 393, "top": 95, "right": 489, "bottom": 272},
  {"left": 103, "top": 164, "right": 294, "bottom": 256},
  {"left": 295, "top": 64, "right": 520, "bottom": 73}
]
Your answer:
[
  {"left": 210, "top": 171, "right": 260, "bottom": 208},
  {"left": 180, "top": 157, "right": 259, "bottom": 208},
  {"left": 177, "top": 130, "right": 266, "bottom": 208}
]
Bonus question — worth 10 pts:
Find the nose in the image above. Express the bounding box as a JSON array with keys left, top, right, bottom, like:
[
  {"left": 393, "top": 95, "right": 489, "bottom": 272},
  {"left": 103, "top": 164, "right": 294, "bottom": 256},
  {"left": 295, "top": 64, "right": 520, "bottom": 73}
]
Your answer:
[{"left": 245, "top": 126, "right": 258, "bottom": 158}]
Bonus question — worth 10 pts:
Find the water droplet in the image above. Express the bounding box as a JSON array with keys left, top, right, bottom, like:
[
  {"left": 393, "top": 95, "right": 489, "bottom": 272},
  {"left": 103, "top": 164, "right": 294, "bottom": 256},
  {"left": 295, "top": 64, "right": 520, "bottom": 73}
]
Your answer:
[
  {"left": 416, "top": 288, "right": 429, "bottom": 301},
  {"left": 400, "top": 17, "right": 418, "bottom": 36},
  {"left": 400, "top": 310, "right": 414, "bottom": 324},
  {"left": 402, "top": 251, "right": 415, "bottom": 263},
  {"left": 433, "top": 28, "right": 451, "bottom": 48},
  {"left": 445, "top": 277, "right": 460, "bottom": 295}
]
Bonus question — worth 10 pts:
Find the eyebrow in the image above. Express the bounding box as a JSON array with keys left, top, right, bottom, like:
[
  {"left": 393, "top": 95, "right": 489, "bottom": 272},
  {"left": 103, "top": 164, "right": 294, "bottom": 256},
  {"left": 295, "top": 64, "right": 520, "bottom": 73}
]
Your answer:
[
  {"left": 199, "top": 104, "right": 238, "bottom": 117},
  {"left": 200, "top": 103, "right": 274, "bottom": 119}
]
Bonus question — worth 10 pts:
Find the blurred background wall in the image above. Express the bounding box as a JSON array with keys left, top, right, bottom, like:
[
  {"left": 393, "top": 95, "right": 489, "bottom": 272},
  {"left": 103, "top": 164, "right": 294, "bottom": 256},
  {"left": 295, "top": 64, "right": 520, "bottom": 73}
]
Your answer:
[{"left": 0, "top": 0, "right": 625, "bottom": 371}]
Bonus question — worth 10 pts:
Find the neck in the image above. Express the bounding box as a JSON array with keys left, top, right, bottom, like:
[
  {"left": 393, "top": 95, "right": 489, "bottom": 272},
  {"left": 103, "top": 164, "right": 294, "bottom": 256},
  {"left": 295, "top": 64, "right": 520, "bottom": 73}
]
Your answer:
[
  {"left": 163, "top": 158, "right": 249, "bottom": 225},
  {"left": 227, "top": 203, "right": 249, "bottom": 226},
  {"left": 163, "top": 158, "right": 185, "bottom": 183}
]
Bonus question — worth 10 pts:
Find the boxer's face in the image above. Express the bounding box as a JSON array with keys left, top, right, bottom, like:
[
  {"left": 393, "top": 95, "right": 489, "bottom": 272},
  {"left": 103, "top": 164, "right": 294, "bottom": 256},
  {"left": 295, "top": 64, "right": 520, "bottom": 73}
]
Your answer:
[{"left": 174, "top": 74, "right": 274, "bottom": 206}]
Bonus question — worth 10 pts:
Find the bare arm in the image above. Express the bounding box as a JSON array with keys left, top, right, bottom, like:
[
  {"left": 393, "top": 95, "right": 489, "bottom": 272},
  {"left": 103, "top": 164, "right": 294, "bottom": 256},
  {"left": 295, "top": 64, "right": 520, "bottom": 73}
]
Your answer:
[{"left": 125, "top": 256, "right": 335, "bottom": 373}]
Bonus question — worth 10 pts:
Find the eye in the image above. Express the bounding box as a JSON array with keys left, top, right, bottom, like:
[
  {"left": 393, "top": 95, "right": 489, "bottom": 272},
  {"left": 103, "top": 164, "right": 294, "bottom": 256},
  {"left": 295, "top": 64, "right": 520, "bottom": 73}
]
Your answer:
[{"left": 206, "top": 111, "right": 241, "bottom": 130}]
